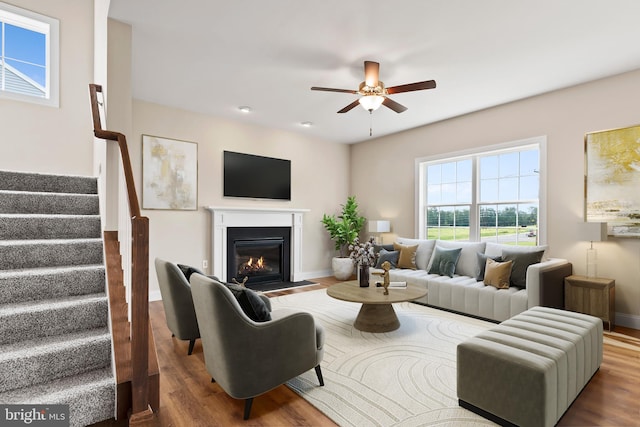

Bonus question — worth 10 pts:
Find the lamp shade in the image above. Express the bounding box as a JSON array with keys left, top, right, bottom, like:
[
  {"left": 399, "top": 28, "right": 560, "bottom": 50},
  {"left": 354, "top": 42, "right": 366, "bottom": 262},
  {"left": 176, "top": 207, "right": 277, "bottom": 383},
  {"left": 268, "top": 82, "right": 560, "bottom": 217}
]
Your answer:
[
  {"left": 368, "top": 220, "right": 391, "bottom": 233},
  {"left": 582, "top": 222, "right": 608, "bottom": 242}
]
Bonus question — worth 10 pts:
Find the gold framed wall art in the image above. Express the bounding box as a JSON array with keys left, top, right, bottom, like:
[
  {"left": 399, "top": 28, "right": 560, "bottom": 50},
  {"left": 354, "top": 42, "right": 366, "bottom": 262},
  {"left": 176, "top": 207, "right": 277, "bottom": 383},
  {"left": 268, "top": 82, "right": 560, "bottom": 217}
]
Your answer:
[
  {"left": 585, "top": 124, "right": 640, "bottom": 237},
  {"left": 142, "top": 135, "right": 198, "bottom": 210}
]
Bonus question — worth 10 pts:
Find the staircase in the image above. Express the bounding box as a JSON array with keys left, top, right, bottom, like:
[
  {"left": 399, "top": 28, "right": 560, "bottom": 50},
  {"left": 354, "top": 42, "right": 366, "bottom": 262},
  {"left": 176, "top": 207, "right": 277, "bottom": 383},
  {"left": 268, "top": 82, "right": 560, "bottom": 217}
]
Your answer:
[{"left": 0, "top": 170, "right": 115, "bottom": 426}]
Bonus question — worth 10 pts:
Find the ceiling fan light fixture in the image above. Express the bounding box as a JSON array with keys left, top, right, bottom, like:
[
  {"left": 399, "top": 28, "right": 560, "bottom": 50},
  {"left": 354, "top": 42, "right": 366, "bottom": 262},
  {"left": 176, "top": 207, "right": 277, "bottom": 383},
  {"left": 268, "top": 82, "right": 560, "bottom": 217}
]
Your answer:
[{"left": 358, "top": 95, "right": 385, "bottom": 112}]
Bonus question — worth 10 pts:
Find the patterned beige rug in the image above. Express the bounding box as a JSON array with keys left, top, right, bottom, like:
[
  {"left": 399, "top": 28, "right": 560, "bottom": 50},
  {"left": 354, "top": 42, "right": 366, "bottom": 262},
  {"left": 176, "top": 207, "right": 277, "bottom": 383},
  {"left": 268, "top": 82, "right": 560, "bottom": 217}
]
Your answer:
[{"left": 270, "top": 289, "right": 498, "bottom": 426}]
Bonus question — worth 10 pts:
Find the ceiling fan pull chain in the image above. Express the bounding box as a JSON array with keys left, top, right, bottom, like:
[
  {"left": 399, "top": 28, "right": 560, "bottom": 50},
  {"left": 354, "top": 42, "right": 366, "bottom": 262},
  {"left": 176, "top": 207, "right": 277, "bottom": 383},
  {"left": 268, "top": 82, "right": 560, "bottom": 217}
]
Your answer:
[{"left": 369, "top": 110, "right": 373, "bottom": 137}]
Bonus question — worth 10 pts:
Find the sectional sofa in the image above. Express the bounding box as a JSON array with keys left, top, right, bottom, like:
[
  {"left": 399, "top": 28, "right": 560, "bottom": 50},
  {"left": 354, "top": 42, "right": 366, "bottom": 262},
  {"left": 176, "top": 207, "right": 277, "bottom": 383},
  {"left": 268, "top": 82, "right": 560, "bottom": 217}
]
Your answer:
[{"left": 370, "top": 237, "right": 573, "bottom": 322}]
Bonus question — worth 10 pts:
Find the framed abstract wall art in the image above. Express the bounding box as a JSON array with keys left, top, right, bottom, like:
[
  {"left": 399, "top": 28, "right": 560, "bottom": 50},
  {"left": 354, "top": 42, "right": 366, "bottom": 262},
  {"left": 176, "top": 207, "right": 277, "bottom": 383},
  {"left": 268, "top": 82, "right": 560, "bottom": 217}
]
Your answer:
[
  {"left": 142, "top": 135, "right": 198, "bottom": 210},
  {"left": 585, "top": 124, "right": 640, "bottom": 237}
]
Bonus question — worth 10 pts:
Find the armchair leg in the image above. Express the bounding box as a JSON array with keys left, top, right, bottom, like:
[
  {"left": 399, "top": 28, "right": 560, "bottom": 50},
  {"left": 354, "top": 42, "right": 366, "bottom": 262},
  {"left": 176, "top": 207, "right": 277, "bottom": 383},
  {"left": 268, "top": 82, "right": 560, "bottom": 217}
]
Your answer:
[
  {"left": 188, "top": 339, "right": 196, "bottom": 355},
  {"left": 315, "top": 365, "right": 324, "bottom": 386},
  {"left": 243, "top": 398, "right": 254, "bottom": 420}
]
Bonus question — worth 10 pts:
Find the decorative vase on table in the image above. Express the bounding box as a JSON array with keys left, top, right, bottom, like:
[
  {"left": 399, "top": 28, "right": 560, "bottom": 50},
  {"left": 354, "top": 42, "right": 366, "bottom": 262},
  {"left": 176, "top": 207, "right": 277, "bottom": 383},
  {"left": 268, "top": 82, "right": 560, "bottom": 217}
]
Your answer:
[
  {"left": 349, "top": 237, "right": 377, "bottom": 288},
  {"left": 359, "top": 264, "right": 370, "bottom": 287}
]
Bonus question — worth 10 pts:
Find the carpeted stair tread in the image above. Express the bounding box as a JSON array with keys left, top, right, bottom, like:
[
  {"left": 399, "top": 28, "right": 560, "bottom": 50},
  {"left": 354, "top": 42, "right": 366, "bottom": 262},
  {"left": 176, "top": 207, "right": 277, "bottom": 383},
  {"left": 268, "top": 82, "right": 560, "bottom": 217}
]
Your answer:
[
  {"left": 0, "top": 238, "right": 104, "bottom": 269},
  {"left": 0, "top": 327, "right": 111, "bottom": 393},
  {"left": 0, "top": 367, "right": 115, "bottom": 427},
  {"left": 0, "top": 265, "right": 105, "bottom": 305},
  {"left": 0, "top": 171, "right": 97, "bottom": 194},
  {"left": 0, "top": 293, "right": 108, "bottom": 345},
  {"left": 0, "top": 190, "right": 99, "bottom": 215},
  {"left": 0, "top": 214, "right": 101, "bottom": 239},
  {"left": 0, "top": 170, "right": 114, "bottom": 426}
]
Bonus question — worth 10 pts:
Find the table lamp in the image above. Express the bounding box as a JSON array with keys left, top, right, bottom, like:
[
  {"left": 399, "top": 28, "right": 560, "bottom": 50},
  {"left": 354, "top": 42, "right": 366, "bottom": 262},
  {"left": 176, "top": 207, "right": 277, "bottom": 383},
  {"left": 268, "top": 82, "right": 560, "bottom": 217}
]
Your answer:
[
  {"left": 368, "top": 220, "right": 391, "bottom": 244},
  {"left": 582, "top": 222, "right": 607, "bottom": 278}
]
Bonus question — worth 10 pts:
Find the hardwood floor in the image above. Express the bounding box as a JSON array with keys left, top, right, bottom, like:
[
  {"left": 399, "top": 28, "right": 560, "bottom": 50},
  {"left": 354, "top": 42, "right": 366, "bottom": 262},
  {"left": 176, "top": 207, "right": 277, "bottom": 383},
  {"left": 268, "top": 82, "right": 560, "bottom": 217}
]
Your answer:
[{"left": 96, "top": 277, "right": 640, "bottom": 427}]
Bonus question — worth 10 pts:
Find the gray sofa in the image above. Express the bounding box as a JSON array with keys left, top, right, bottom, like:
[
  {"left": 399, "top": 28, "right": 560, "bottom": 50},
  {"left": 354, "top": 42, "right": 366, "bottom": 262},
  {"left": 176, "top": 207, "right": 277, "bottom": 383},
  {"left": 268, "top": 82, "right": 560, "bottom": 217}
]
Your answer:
[{"left": 370, "top": 238, "right": 572, "bottom": 322}]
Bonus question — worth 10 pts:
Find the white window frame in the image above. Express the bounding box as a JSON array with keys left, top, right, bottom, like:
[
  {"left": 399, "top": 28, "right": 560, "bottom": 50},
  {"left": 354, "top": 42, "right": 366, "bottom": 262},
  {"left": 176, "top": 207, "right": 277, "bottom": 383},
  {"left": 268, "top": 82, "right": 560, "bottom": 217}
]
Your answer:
[
  {"left": 415, "top": 135, "right": 547, "bottom": 244},
  {"left": 0, "top": 2, "right": 59, "bottom": 107}
]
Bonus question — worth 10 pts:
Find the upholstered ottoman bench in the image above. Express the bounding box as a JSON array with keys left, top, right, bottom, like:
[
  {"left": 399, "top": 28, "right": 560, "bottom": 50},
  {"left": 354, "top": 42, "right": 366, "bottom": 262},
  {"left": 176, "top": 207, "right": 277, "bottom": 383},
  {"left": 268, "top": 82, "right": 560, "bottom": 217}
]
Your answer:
[{"left": 457, "top": 306, "right": 603, "bottom": 427}]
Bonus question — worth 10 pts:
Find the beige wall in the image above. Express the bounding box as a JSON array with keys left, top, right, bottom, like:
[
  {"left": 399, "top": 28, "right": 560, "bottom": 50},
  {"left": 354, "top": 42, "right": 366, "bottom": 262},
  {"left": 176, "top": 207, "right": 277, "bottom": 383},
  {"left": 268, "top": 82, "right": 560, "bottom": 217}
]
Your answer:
[
  {"left": 0, "top": 0, "right": 94, "bottom": 176},
  {"left": 351, "top": 69, "right": 640, "bottom": 328},
  {"left": 131, "top": 100, "right": 351, "bottom": 297}
]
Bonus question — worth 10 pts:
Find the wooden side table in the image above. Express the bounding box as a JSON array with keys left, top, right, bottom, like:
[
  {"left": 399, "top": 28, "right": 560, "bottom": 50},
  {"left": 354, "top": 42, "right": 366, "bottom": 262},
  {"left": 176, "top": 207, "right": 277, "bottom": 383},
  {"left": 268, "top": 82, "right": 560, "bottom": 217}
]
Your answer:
[{"left": 564, "top": 275, "right": 615, "bottom": 331}]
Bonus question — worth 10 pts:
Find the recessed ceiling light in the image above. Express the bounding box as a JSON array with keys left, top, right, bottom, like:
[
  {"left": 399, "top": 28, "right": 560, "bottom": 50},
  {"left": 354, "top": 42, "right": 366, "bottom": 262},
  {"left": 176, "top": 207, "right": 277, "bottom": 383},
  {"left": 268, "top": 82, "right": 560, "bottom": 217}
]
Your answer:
[
  {"left": 300, "top": 121, "right": 313, "bottom": 127},
  {"left": 238, "top": 106, "right": 252, "bottom": 113}
]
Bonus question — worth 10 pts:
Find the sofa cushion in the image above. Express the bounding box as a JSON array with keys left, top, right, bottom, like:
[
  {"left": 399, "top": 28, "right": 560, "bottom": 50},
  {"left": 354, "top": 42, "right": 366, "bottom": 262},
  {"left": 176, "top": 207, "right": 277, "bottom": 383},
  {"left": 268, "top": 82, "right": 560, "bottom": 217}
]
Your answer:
[
  {"left": 375, "top": 249, "right": 400, "bottom": 269},
  {"left": 427, "top": 246, "right": 462, "bottom": 277},
  {"left": 483, "top": 258, "right": 513, "bottom": 289},
  {"left": 485, "top": 242, "right": 548, "bottom": 258},
  {"left": 393, "top": 242, "right": 419, "bottom": 269},
  {"left": 502, "top": 249, "right": 545, "bottom": 288},
  {"left": 475, "top": 252, "right": 503, "bottom": 281},
  {"left": 396, "top": 238, "right": 436, "bottom": 270},
  {"left": 431, "top": 240, "right": 486, "bottom": 277}
]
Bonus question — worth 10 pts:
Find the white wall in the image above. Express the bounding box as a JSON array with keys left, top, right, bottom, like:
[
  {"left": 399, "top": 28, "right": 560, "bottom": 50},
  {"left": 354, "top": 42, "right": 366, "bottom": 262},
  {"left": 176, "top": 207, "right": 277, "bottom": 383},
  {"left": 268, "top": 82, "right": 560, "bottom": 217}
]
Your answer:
[
  {"left": 351, "top": 69, "right": 640, "bottom": 328},
  {"left": 131, "top": 100, "right": 351, "bottom": 298},
  {"left": 0, "top": 0, "right": 94, "bottom": 175}
]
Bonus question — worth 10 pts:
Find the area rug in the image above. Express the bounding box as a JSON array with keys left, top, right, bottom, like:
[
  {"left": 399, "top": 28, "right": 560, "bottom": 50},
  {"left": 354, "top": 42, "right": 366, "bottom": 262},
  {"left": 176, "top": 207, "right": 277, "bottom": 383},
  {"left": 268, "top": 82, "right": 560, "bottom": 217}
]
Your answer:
[{"left": 270, "top": 289, "right": 498, "bottom": 426}]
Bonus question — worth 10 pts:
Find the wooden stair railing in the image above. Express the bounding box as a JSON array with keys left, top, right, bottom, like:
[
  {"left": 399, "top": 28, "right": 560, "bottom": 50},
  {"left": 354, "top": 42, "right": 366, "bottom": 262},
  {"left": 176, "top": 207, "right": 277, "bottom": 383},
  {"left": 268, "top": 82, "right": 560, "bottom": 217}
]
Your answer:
[{"left": 89, "top": 83, "right": 159, "bottom": 424}]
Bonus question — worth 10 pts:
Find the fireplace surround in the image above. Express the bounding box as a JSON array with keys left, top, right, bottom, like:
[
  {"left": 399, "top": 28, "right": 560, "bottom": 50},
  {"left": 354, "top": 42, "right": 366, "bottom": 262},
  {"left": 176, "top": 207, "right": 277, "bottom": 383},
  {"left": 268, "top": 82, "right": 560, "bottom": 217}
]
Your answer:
[{"left": 206, "top": 206, "right": 309, "bottom": 283}]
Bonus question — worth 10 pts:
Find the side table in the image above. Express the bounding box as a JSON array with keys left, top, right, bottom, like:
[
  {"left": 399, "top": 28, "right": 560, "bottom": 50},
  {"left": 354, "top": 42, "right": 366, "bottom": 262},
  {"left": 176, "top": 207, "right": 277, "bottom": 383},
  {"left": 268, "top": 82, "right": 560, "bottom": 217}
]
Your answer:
[{"left": 564, "top": 275, "right": 615, "bottom": 331}]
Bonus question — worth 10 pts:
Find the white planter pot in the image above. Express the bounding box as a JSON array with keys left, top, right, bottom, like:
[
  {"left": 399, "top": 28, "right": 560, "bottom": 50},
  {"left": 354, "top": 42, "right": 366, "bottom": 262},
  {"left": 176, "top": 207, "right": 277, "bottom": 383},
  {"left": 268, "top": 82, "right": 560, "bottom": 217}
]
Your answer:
[{"left": 332, "top": 257, "right": 354, "bottom": 281}]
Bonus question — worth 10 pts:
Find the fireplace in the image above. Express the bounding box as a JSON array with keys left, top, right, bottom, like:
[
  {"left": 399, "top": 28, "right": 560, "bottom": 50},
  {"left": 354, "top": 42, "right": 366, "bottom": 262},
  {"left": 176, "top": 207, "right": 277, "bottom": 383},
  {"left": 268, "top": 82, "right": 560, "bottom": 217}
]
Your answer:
[
  {"left": 207, "top": 206, "right": 309, "bottom": 284},
  {"left": 226, "top": 227, "right": 291, "bottom": 287}
]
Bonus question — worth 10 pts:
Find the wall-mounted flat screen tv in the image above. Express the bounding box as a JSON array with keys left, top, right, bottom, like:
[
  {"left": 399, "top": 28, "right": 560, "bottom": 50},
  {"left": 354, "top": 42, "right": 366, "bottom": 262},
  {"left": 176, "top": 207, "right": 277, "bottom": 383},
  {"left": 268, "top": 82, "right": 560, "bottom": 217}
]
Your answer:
[{"left": 223, "top": 151, "right": 291, "bottom": 200}]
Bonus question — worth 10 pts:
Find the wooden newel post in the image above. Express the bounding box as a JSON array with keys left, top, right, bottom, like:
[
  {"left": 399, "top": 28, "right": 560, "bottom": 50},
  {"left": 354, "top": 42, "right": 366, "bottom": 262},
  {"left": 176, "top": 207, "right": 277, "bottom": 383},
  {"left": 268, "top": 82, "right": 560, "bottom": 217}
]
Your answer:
[{"left": 130, "top": 216, "right": 153, "bottom": 422}]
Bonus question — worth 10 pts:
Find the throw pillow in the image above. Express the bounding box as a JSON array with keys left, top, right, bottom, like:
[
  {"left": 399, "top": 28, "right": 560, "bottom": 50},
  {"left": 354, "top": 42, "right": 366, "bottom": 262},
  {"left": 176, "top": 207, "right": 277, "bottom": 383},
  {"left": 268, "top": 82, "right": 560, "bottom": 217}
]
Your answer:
[
  {"left": 373, "top": 244, "right": 395, "bottom": 254},
  {"left": 393, "top": 243, "right": 419, "bottom": 269},
  {"left": 501, "top": 249, "right": 545, "bottom": 288},
  {"left": 224, "top": 283, "right": 271, "bottom": 322},
  {"left": 177, "top": 264, "right": 204, "bottom": 281},
  {"left": 475, "top": 252, "right": 503, "bottom": 281},
  {"left": 374, "top": 249, "right": 400, "bottom": 269},
  {"left": 427, "top": 246, "right": 462, "bottom": 278},
  {"left": 483, "top": 258, "right": 513, "bottom": 289}
]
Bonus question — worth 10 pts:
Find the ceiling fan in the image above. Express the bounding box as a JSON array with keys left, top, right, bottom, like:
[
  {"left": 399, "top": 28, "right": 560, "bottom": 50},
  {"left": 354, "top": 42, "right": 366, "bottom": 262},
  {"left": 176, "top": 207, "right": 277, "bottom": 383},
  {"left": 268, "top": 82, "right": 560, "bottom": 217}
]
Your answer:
[{"left": 311, "top": 60, "right": 436, "bottom": 114}]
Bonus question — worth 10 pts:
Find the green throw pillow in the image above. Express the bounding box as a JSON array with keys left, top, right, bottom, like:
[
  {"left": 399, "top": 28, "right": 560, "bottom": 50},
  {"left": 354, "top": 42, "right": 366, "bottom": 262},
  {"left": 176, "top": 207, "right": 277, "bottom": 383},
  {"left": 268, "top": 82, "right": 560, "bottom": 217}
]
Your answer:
[
  {"left": 427, "top": 247, "right": 462, "bottom": 278},
  {"left": 501, "top": 249, "right": 545, "bottom": 288}
]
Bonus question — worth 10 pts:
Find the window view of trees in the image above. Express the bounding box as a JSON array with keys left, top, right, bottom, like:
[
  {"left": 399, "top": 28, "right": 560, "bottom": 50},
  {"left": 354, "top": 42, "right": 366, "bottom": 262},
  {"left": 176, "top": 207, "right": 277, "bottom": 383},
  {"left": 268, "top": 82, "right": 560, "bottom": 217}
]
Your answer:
[{"left": 419, "top": 142, "right": 541, "bottom": 245}]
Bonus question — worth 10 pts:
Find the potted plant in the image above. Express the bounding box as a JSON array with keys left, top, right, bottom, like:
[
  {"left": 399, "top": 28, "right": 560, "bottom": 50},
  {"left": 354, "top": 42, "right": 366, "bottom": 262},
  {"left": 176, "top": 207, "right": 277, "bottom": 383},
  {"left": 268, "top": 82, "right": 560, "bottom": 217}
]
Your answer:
[{"left": 321, "top": 195, "right": 366, "bottom": 280}]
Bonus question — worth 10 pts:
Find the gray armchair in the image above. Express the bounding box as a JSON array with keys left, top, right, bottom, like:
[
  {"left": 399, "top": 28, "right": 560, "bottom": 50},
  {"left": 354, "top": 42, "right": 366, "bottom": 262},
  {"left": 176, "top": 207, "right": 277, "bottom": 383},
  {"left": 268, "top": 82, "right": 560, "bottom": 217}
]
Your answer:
[
  {"left": 154, "top": 258, "right": 201, "bottom": 355},
  {"left": 190, "top": 274, "right": 325, "bottom": 420}
]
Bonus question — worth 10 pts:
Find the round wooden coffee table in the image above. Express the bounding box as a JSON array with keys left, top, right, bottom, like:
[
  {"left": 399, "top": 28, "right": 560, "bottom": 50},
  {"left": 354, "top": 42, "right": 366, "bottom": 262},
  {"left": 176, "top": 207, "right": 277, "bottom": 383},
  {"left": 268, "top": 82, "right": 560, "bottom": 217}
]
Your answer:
[{"left": 326, "top": 280, "right": 427, "bottom": 332}]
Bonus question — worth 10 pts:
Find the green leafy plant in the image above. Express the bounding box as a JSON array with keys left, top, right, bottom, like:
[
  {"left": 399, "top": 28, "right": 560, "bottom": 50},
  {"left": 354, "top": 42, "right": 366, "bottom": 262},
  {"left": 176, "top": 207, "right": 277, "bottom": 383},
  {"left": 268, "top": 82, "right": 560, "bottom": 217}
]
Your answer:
[{"left": 322, "top": 195, "right": 366, "bottom": 257}]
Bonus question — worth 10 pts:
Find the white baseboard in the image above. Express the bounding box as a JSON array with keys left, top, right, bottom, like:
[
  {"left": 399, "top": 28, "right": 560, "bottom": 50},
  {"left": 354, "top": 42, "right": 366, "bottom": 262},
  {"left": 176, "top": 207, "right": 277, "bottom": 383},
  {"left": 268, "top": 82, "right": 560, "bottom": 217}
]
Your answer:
[
  {"left": 295, "top": 269, "right": 333, "bottom": 282},
  {"left": 615, "top": 312, "right": 640, "bottom": 330},
  {"left": 149, "top": 289, "right": 162, "bottom": 302}
]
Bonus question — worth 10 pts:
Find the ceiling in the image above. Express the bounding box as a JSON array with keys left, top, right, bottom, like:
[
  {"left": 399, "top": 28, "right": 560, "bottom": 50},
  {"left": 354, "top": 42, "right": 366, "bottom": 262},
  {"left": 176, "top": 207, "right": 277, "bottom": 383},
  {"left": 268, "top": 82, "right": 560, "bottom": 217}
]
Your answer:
[{"left": 108, "top": 0, "right": 640, "bottom": 144}]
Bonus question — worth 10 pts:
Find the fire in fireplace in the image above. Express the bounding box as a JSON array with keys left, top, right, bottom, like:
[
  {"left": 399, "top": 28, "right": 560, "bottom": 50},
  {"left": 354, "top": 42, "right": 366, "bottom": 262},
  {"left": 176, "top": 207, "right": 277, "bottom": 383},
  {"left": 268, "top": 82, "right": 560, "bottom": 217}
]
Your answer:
[{"left": 227, "top": 226, "right": 291, "bottom": 287}]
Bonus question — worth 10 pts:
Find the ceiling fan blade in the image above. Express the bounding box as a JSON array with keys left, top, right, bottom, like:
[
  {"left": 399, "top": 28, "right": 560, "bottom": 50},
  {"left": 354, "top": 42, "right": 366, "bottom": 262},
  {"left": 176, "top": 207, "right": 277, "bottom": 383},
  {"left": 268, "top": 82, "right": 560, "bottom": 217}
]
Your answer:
[
  {"left": 382, "top": 97, "right": 408, "bottom": 113},
  {"left": 311, "top": 86, "right": 357, "bottom": 94},
  {"left": 364, "top": 61, "right": 380, "bottom": 87},
  {"left": 337, "top": 100, "right": 360, "bottom": 114},
  {"left": 386, "top": 80, "right": 436, "bottom": 94}
]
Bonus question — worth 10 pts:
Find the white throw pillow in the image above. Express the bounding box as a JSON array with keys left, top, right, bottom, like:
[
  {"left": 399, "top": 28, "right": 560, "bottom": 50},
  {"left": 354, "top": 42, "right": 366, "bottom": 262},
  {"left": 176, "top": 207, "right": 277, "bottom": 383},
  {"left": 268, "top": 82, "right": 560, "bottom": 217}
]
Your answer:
[{"left": 485, "top": 242, "right": 548, "bottom": 259}]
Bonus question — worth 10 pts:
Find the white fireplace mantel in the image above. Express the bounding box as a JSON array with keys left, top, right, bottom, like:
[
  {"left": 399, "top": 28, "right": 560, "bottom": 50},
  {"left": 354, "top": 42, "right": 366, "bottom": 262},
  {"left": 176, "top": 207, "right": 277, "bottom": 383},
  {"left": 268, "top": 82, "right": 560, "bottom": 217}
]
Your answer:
[{"left": 205, "top": 206, "right": 309, "bottom": 282}]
